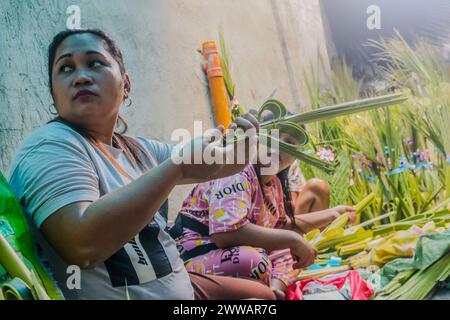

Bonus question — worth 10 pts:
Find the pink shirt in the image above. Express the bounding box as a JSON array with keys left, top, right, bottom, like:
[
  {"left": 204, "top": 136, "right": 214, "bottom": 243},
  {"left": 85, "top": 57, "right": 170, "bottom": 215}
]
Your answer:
[{"left": 178, "top": 165, "right": 287, "bottom": 248}]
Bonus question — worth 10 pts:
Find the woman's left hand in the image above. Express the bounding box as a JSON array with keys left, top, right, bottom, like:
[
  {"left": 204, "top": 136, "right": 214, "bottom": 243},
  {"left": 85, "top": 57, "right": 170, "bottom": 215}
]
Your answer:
[
  {"left": 287, "top": 206, "right": 357, "bottom": 235},
  {"left": 327, "top": 205, "right": 357, "bottom": 225}
]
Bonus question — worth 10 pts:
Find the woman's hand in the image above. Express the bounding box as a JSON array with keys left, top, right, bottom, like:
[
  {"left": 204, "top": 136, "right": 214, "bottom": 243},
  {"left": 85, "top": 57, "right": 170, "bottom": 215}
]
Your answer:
[
  {"left": 174, "top": 113, "right": 259, "bottom": 184},
  {"left": 287, "top": 205, "right": 356, "bottom": 235},
  {"left": 290, "top": 235, "right": 318, "bottom": 269},
  {"left": 326, "top": 205, "right": 357, "bottom": 225}
]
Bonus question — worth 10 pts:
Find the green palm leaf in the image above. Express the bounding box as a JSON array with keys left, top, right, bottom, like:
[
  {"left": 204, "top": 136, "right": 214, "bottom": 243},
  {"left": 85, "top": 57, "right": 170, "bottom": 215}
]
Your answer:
[
  {"left": 264, "top": 93, "right": 407, "bottom": 126},
  {"left": 256, "top": 94, "right": 407, "bottom": 172}
]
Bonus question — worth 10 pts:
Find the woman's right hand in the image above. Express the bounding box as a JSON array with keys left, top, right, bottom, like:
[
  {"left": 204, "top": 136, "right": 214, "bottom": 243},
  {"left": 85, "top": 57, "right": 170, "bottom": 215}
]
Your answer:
[
  {"left": 174, "top": 114, "right": 259, "bottom": 183},
  {"left": 290, "top": 235, "right": 318, "bottom": 269}
]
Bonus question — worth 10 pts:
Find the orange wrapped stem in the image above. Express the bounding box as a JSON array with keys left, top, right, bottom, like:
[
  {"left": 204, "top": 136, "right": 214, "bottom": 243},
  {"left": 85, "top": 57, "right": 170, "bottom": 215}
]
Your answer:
[{"left": 202, "top": 41, "right": 231, "bottom": 128}]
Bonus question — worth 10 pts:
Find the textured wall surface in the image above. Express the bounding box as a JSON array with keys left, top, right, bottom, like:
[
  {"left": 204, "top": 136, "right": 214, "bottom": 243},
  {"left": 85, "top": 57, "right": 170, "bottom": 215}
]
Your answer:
[{"left": 0, "top": 0, "right": 330, "bottom": 219}]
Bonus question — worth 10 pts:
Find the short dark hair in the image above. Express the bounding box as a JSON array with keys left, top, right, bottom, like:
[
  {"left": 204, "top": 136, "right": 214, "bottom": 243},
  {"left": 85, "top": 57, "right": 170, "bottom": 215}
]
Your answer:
[
  {"left": 47, "top": 29, "right": 150, "bottom": 171},
  {"left": 48, "top": 28, "right": 126, "bottom": 95}
]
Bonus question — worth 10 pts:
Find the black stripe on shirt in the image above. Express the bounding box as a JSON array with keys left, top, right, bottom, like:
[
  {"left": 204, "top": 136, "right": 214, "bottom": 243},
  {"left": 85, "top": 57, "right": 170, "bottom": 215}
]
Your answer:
[
  {"left": 104, "top": 247, "right": 140, "bottom": 287},
  {"left": 139, "top": 221, "right": 173, "bottom": 278}
]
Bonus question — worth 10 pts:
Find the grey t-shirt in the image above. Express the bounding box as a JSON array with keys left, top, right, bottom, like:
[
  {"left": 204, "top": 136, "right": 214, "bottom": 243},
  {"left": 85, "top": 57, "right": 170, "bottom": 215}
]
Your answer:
[{"left": 8, "top": 121, "right": 194, "bottom": 300}]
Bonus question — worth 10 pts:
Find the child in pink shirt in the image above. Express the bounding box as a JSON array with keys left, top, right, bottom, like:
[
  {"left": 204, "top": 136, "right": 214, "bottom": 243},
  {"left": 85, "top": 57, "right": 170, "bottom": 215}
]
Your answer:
[{"left": 171, "top": 133, "right": 355, "bottom": 296}]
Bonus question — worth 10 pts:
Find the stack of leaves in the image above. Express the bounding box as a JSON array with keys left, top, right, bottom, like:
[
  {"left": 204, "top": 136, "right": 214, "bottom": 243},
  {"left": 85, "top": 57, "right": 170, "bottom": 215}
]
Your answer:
[
  {"left": 0, "top": 233, "right": 49, "bottom": 300},
  {"left": 376, "top": 253, "right": 450, "bottom": 300}
]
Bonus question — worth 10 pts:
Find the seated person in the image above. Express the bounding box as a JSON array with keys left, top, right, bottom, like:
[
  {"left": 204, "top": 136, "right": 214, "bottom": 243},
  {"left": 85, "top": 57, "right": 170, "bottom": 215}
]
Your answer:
[
  {"left": 288, "top": 159, "right": 330, "bottom": 214},
  {"left": 170, "top": 132, "right": 355, "bottom": 297},
  {"left": 8, "top": 28, "right": 276, "bottom": 300}
]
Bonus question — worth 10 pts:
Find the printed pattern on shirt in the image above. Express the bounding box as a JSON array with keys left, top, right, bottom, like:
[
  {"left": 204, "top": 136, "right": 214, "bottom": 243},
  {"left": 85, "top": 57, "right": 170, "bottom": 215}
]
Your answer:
[{"left": 176, "top": 165, "right": 299, "bottom": 286}]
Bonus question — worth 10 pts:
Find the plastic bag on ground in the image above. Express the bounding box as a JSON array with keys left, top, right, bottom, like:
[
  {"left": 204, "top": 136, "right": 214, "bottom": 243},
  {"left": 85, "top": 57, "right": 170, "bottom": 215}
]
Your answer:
[
  {"left": 286, "top": 270, "right": 374, "bottom": 300},
  {"left": 0, "top": 172, "right": 63, "bottom": 299}
]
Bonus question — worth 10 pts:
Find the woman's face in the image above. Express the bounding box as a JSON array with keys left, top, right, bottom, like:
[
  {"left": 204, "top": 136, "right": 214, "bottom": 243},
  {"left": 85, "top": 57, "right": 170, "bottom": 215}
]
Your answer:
[
  {"left": 277, "top": 133, "right": 298, "bottom": 172},
  {"left": 258, "top": 133, "right": 298, "bottom": 176},
  {"left": 51, "top": 33, "right": 130, "bottom": 129}
]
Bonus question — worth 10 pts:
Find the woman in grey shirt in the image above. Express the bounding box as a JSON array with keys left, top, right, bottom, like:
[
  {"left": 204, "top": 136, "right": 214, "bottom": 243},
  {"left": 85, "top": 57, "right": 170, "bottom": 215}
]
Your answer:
[{"left": 8, "top": 29, "right": 278, "bottom": 300}]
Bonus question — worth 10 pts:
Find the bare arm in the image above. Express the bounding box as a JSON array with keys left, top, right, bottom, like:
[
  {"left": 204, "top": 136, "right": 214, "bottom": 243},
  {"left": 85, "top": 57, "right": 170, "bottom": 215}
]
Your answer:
[
  {"left": 212, "top": 222, "right": 301, "bottom": 251},
  {"left": 40, "top": 115, "right": 260, "bottom": 269},
  {"left": 284, "top": 206, "right": 356, "bottom": 234},
  {"left": 41, "top": 159, "right": 183, "bottom": 269},
  {"left": 211, "top": 223, "right": 317, "bottom": 268}
]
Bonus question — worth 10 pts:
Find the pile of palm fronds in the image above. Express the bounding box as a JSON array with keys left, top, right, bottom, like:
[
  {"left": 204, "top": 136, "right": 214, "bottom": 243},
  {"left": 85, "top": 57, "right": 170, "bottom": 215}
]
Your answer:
[
  {"left": 220, "top": 29, "right": 448, "bottom": 225},
  {"left": 299, "top": 32, "right": 449, "bottom": 225},
  {"left": 376, "top": 253, "right": 450, "bottom": 300},
  {"left": 217, "top": 30, "right": 449, "bottom": 299},
  {"left": 294, "top": 33, "right": 450, "bottom": 299}
]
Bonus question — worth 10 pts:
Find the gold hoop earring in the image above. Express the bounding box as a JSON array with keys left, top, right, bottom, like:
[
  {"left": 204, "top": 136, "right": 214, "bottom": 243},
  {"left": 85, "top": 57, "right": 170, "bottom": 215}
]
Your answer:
[
  {"left": 48, "top": 103, "right": 58, "bottom": 115},
  {"left": 124, "top": 97, "right": 132, "bottom": 107}
]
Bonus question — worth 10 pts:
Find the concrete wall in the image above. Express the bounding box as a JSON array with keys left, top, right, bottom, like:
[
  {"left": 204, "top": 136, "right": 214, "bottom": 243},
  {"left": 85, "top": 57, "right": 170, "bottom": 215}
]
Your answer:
[{"left": 0, "top": 0, "right": 331, "bottom": 219}]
